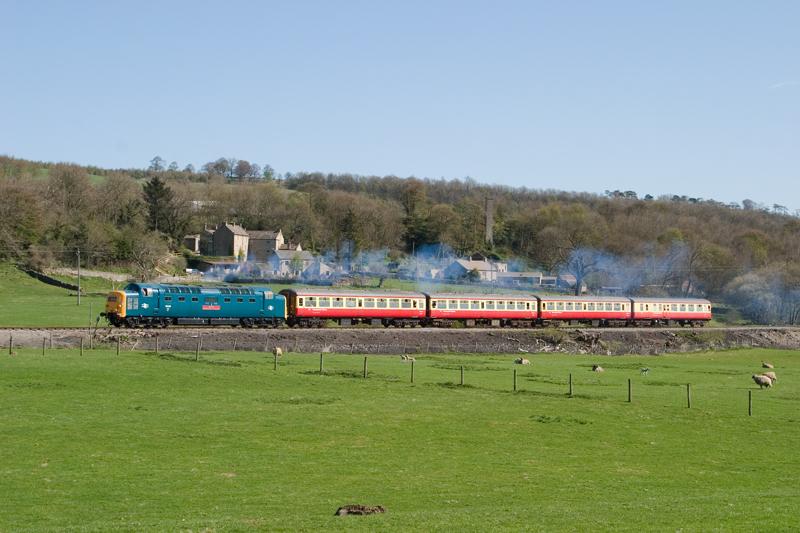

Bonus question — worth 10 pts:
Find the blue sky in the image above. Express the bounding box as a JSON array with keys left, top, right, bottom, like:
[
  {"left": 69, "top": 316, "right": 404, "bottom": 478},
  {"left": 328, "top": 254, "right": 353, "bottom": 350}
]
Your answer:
[{"left": 1, "top": 1, "right": 798, "bottom": 208}]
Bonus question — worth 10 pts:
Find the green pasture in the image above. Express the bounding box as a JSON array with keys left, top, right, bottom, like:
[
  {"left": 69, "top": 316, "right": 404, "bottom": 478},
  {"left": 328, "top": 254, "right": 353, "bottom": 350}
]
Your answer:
[
  {"left": 0, "top": 264, "right": 113, "bottom": 327},
  {"left": 1, "top": 347, "right": 798, "bottom": 531}
]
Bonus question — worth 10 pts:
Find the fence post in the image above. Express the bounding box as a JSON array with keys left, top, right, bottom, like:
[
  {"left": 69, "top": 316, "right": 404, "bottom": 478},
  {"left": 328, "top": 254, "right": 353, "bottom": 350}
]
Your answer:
[
  {"left": 319, "top": 353, "right": 324, "bottom": 373},
  {"left": 8, "top": 335, "right": 11, "bottom": 355},
  {"left": 569, "top": 373, "right": 573, "bottom": 396},
  {"left": 155, "top": 333, "right": 159, "bottom": 355},
  {"left": 748, "top": 390, "right": 752, "bottom": 416},
  {"left": 195, "top": 339, "right": 201, "bottom": 361},
  {"left": 89, "top": 333, "right": 93, "bottom": 350},
  {"left": 232, "top": 338, "right": 237, "bottom": 352},
  {"left": 80, "top": 337, "right": 84, "bottom": 357},
  {"left": 42, "top": 337, "right": 46, "bottom": 356},
  {"left": 513, "top": 369, "right": 517, "bottom": 392},
  {"left": 363, "top": 356, "right": 368, "bottom": 379},
  {"left": 49, "top": 333, "right": 53, "bottom": 349},
  {"left": 460, "top": 365, "right": 464, "bottom": 386},
  {"left": 411, "top": 360, "right": 415, "bottom": 383},
  {"left": 116, "top": 337, "right": 120, "bottom": 356},
  {"left": 627, "top": 378, "right": 632, "bottom": 403},
  {"left": 686, "top": 383, "right": 691, "bottom": 408},
  {"left": 273, "top": 350, "right": 278, "bottom": 371}
]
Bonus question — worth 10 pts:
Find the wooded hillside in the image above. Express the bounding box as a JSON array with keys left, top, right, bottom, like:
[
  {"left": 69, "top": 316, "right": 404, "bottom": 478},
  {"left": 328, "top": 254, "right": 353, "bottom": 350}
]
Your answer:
[{"left": 2, "top": 155, "right": 799, "bottom": 323}]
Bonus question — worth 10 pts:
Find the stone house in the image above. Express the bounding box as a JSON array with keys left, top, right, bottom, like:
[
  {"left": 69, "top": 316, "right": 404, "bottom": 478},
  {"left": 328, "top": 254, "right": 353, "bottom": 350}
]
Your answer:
[
  {"left": 265, "top": 249, "right": 315, "bottom": 277},
  {"left": 441, "top": 258, "right": 508, "bottom": 282}
]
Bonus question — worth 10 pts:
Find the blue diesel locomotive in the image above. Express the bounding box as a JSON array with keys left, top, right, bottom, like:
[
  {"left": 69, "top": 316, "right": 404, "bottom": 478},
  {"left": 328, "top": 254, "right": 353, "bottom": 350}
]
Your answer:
[{"left": 102, "top": 283, "right": 286, "bottom": 327}]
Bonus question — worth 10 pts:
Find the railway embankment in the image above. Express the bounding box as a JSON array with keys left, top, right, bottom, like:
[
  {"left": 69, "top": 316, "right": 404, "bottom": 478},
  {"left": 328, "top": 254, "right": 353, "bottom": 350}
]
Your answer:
[{"left": 3, "top": 326, "right": 800, "bottom": 355}]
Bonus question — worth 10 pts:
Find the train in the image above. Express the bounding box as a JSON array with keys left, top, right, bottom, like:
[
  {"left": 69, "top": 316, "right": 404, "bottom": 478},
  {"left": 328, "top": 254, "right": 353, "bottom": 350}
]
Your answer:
[{"left": 102, "top": 283, "right": 713, "bottom": 328}]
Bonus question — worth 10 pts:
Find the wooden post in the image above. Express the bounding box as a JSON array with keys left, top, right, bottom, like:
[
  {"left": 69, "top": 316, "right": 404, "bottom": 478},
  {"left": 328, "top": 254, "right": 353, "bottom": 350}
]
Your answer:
[
  {"left": 42, "top": 337, "right": 46, "bottom": 356},
  {"left": 155, "top": 333, "right": 159, "bottom": 355},
  {"left": 363, "top": 356, "right": 368, "bottom": 378},
  {"left": 627, "top": 378, "right": 631, "bottom": 403},
  {"left": 116, "top": 337, "right": 120, "bottom": 356},
  {"left": 460, "top": 365, "right": 464, "bottom": 386},
  {"left": 686, "top": 383, "right": 691, "bottom": 408},
  {"left": 513, "top": 369, "right": 517, "bottom": 392},
  {"left": 748, "top": 390, "right": 752, "bottom": 416},
  {"left": 319, "top": 353, "right": 324, "bottom": 373},
  {"left": 195, "top": 339, "right": 201, "bottom": 361},
  {"left": 89, "top": 333, "right": 93, "bottom": 350},
  {"left": 411, "top": 360, "right": 415, "bottom": 383},
  {"left": 569, "top": 373, "right": 573, "bottom": 396},
  {"left": 273, "top": 351, "right": 278, "bottom": 371},
  {"left": 264, "top": 339, "right": 269, "bottom": 353},
  {"left": 232, "top": 338, "right": 237, "bottom": 352},
  {"left": 80, "top": 337, "right": 84, "bottom": 357},
  {"left": 8, "top": 335, "right": 11, "bottom": 355},
  {"left": 49, "top": 333, "right": 53, "bottom": 349}
]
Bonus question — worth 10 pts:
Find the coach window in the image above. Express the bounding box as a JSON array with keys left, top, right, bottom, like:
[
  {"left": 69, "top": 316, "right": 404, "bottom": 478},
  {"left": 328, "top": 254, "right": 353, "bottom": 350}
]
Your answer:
[
  {"left": 688, "top": 304, "right": 694, "bottom": 312},
  {"left": 364, "top": 298, "right": 375, "bottom": 308},
  {"left": 516, "top": 302, "right": 525, "bottom": 310},
  {"left": 485, "top": 301, "right": 495, "bottom": 310},
  {"left": 556, "top": 302, "right": 564, "bottom": 311},
  {"left": 541, "top": 302, "right": 546, "bottom": 310},
  {"left": 459, "top": 300, "right": 469, "bottom": 310},
  {"left": 431, "top": 300, "right": 438, "bottom": 309},
  {"left": 587, "top": 303, "right": 594, "bottom": 311},
  {"left": 604, "top": 303, "right": 612, "bottom": 311},
  {"left": 332, "top": 298, "right": 343, "bottom": 308},
  {"left": 306, "top": 297, "right": 316, "bottom": 307},
  {"left": 298, "top": 297, "right": 304, "bottom": 307},
  {"left": 496, "top": 301, "right": 505, "bottom": 310},
  {"left": 401, "top": 299, "right": 412, "bottom": 309},
  {"left": 566, "top": 302, "right": 573, "bottom": 311},
  {"left": 614, "top": 303, "right": 621, "bottom": 311},
  {"left": 346, "top": 298, "right": 357, "bottom": 308},
  {"left": 377, "top": 298, "right": 387, "bottom": 308},
  {"left": 680, "top": 304, "right": 686, "bottom": 312},
  {"left": 671, "top": 304, "right": 678, "bottom": 312},
  {"left": 319, "top": 297, "right": 330, "bottom": 307},
  {"left": 449, "top": 300, "right": 458, "bottom": 309},
  {"left": 389, "top": 299, "right": 400, "bottom": 308},
  {"left": 470, "top": 301, "right": 480, "bottom": 310}
]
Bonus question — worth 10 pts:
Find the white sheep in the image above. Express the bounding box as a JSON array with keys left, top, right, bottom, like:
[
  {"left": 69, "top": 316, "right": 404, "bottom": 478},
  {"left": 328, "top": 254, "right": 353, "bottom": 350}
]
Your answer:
[
  {"left": 762, "top": 371, "right": 777, "bottom": 383},
  {"left": 592, "top": 364, "right": 604, "bottom": 373},
  {"left": 400, "top": 354, "right": 415, "bottom": 362},
  {"left": 752, "top": 374, "right": 773, "bottom": 389},
  {"left": 514, "top": 357, "right": 530, "bottom": 365},
  {"left": 762, "top": 362, "right": 774, "bottom": 369},
  {"left": 272, "top": 346, "right": 283, "bottom": 357}
]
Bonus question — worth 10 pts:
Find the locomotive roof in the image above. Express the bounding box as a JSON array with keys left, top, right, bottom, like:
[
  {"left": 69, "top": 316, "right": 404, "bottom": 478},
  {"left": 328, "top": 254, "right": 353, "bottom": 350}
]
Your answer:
[
  {"left": 280, "top": 288, "right": 426, "bottom": 298},
  {"left": 426, "top": 293, "right": 539, "bottom": 300},
  {"left": 629, "top": 297, "right": 711, "bottom": 304},
  {"left": 125, "top": 283, "right": 276, "bottom": 294}
]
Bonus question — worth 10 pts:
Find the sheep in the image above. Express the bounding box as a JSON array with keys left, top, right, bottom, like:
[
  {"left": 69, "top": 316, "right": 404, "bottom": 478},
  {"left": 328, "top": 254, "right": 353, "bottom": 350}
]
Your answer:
[
  {"left": 640, "top": 367, "right": 650, "bottom": 376},
  {"left": 335, "top": 504, "right": 386, "bottom": 516},
  {"left": 400, "top": 354, "right": 415, "bottom": 362},
  {"left": 752, "top": 374, "right": 773, "bottom": 389},
  {"left": 762, "top": 362, "right": 774, "bottom": 369},
  {"left": 591, "top": 364, "right": 604, "bottom": 373},
  {"left": 514, "top": 357, "right": 531, "bottom": 365},
  {"left": 272, "top": 346, "right": 283, "bottom": 358},
  {"left": 762, "top": 371, "right": 777, "bottom": 383}
]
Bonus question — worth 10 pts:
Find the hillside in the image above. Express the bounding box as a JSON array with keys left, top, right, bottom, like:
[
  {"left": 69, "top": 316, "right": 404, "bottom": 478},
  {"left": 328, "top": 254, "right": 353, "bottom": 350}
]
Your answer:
[{"left": 2, "top": 155, "right": 799, "bottom": 323}]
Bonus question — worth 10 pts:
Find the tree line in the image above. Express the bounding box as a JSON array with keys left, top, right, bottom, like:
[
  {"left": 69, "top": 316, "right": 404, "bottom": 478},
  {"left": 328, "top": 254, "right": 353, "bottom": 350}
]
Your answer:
[{"left": 1, "top": 155, "right": 799, "bottom": 323}]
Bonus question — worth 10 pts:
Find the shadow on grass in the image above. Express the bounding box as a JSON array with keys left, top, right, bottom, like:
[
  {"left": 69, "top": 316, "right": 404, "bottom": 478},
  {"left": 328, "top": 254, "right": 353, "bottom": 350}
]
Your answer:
[
  {"left": 147, "top": 352, "right": 242, "bottom": 367},
  {"left": 530, "top": 414, "right": 591, "bottom": 425},
  {"left": 299, "top": 370, "right": 402, "bottom": 382},
  {"left": 258, "top": 396, "right": 340, "bottom": 406}
]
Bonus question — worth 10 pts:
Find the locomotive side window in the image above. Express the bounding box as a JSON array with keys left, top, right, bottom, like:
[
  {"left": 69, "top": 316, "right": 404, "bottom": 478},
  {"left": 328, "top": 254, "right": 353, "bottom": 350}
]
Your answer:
[
  {"left": 376, "top": 298, "right": 387, "bottom": 308},
  {"left": 191, "top": 297, "right": 199, "bottom": 302},
  {"left": 237, "top": 298, "right": 243, "bottom": 303},
  {"left": 204, "top": 297, "right": 217, "bottom": 305},
  {"left": 178, "top": 297, "right": 185, "bottom": 302},
  {"left": 165, "top": 296, "right": 172, "bottom": 302},
  {"left": 223, "top": 297, "right": 230, "bottom": 303}
]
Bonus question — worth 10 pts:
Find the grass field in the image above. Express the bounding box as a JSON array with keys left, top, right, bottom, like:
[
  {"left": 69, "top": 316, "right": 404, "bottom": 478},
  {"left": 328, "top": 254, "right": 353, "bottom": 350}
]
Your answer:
[
  {"left": 0, "top": 264, "right": 112, "bottom": 327},
  {"left": 1, "top": 347, "right": 798, "bottom": 531}
]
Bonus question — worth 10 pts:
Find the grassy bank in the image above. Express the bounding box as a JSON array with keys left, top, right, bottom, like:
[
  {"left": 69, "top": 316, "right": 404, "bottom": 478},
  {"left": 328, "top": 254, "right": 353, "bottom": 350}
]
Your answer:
[{"left": 1, "top": 348, "right": 798, "bottom": 531}]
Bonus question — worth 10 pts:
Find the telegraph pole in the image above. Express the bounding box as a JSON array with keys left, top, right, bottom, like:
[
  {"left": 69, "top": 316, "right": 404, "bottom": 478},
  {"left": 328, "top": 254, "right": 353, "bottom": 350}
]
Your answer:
[{"left": 76, "top": 248, "right": 81, "bottom": 306}]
